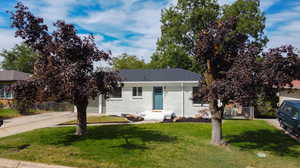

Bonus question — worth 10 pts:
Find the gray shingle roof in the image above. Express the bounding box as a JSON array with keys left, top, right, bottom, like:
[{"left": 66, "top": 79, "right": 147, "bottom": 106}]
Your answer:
[
  {"left": 119, "top": 68, "right": 200, "bottom": 82},
  {"left": 0, "top": 70, "right": 31, "bottom": 81}
]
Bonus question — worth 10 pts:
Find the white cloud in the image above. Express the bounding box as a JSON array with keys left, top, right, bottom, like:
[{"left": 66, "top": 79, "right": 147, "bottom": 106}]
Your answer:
[
  {"left": 2, "top": 0, "right": 298, "bottom": 64},
  {"left": 0, "top": 29, "right": 21, "bottom": 50},
  {"left": 260, "top": 0, "right": 280, "bottom": 10},
  {"left": 73, "top": 9, "right": 127, "bottom": 26},
  {"left": 267, "top": 20, "right": 300, "bottom": 50},
  {"left": 71, "top": 0, "right": 165, "bottom": 61},
  {"left": 167, "top": 0, "right": 177, "bottom": 7},
  {"left": 267, "top": 31, "right": 300, "bottom": 50},
  {"left": 265, "top": 3, "right": 300, "bottom": 50},
  {"left": 23, "top": 0, "right": 79, "bottom": 22},
  {"left": 280, "top": 21, "right": 300, "bottom": 32},
  {"left": 0, "top": 29, "right": 22, "bottom": 62},
  {"left": 97, "top": 39, "right": 154, "bottom": 62},
  {"left": 266, "top": 9, "right": 300, "bottom": 28},
  {"left": 218, "top": 0, "right": 236, "bottom": 6}
]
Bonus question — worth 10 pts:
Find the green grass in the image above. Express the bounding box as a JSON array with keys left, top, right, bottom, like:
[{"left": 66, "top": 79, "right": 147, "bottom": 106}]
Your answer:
[
  {"left": 0, "top": 108, "right": 46, "bottom": 119},
  {"left": 0, "top": 109, "right": 20, "bottom": 119},
  {"left": 0, "top": 120, "right": 299, "bottom": 168},
  {"left": 61, "top": 116, "right": 129, "bottom": 125}
]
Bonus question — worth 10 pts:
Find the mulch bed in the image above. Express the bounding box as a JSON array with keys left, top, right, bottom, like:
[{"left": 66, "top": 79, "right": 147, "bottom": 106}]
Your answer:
[
  {"left": 164, "top": 117, "right": 211, "bottom": 123},
  {"left": 121, "top": 114, "right": 144, "bottom": 122}
]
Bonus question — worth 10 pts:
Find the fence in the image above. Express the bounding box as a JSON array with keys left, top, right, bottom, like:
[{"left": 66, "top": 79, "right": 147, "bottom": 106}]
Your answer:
[
  {"left": 34, "top": 101, "right": 74, "bottom": 112},
  {"left": 224, "top": 106, "right": 255, "bottom": 119}
]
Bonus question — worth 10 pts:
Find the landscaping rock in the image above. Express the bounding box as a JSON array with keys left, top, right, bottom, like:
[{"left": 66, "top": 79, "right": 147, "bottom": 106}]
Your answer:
[
  {"left": 123, "top": 114, "right": 144, "bottom": 122},
  {"left": 256, "top": 152, "right": 267, "bottom": 158},
  {"left": 246, "top": 166, "right": 255, "bottom": 168},
  {"left": 196, "top": 109, "right": 211, "bottom": 119}
]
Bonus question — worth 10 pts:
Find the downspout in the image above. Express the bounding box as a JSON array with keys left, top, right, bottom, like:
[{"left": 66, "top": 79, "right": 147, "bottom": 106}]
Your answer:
[
  {"left": 98, "top": 94, "right": 101, "bottom": 114},
  {"left": 102, "top": 94, "right": 106, "bottom": 114},
  {"left": 181, "top": 82, "right": 184, "bottom": 117}
]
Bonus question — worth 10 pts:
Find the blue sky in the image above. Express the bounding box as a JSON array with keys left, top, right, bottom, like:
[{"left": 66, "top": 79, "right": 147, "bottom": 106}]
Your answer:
[{"left": 0, "top": 0, "right": 299, "bottom": 63}]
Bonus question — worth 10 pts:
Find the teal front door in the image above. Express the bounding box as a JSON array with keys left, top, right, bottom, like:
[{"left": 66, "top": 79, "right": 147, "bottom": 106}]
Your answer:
[{"left": 153, "top": 87, "right": 163, "bottom": 110}]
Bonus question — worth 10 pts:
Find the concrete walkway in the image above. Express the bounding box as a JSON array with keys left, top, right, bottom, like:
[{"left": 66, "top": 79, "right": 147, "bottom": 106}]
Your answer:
[
  {"left": 262, "top": 118, "right": 281, "bottom": 129},
  {"left": 0, "top": 112, "right": 77, "bottom": 138},
  {"left": 0, "top": 158, "right": 75, "bottom": 168}
]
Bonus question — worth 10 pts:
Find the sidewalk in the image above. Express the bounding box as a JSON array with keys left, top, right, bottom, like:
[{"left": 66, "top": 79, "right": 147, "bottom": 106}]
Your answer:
[{"left": 0, "top": 158, "right": 74, "bottom": 168}]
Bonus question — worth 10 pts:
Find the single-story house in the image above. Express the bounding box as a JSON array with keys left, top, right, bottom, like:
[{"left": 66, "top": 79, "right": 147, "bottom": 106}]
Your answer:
[
  {"left": 95, "top": 68, "right": 209, "bottom": 118},
  {"left": 279, "top": 80, "right": 300, "bottom": 104},
  {"left": 0, "top": 70, "right": 31, "bottom": 105}
]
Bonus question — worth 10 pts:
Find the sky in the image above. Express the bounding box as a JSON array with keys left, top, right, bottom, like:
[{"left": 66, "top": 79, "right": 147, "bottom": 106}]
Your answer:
[{"left": 0, "top": 0, "right": 299, "bottom": 63}]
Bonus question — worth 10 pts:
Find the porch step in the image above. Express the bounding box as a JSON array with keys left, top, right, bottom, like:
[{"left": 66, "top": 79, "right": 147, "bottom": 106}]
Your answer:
[
  {"left": 152, "top": 110, "right": 163, "bottom": 113},
  {"left": 139, "top": 110, "right": 175, "bottom": 121}
]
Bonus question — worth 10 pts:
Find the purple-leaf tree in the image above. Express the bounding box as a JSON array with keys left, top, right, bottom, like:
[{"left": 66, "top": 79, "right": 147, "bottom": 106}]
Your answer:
[
  {"left": 195, "top": 17, "right": 299, "bottom": 145},
  {"left": 9, "top": 2, "right": 121, "bottom": 136}
]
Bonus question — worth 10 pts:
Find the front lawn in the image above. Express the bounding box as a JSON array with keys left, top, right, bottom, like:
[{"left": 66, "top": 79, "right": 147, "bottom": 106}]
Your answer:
[
  {"left": 0, "top": 108, "right": 45, "bottom": 119},
  {"left": 0, "top": 120, "right": 299, "bottom": 168},
  {"left": 60, "top": 115, "right": 129, "bottom": 125},
  {"left": 0, "top": 109, "right": 20, "bottom": 119}
]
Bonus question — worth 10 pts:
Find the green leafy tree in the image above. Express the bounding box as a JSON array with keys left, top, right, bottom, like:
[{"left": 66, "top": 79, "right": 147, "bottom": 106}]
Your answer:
[
  {"left": 222, "top": 0, "right": 268, "bottom": 47},
  {"left": 151, "top": 0, "right": 266, "bottom": 73},
  {"left": 0, "top": 44, "right": 39, "bottom": 73},
  {"left": 9, "top": 2, "right": 120, "bottom": 136},
  {"left": 194, "top": 17, "right": 299, "bottom": 145},
  {"left": 112, "top": 53, "right": 149, "bottom": 70}
]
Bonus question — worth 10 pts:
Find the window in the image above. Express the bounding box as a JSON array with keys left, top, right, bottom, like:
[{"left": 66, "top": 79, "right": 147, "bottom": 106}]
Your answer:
[
  {"left": 0, "top": 84, "right": 12, "bottom": 99},
  {"left": 133, "top": 87, "right": 142, "bottom": 97},
  {"left": 279, "top": 102, "right": 286, "bottom": 111},
  {"left": 192, "top": 87, "right": 204, "bottom": 104},
  {"left": 111, "top": 87, "right": 122, "bottom": 98},
  {"left": 291, "top": 107, "right": 299, "bottom": 120},
  {"left": 282, "top": 104, "right": 299, "bottom": 120},
  {"left": 192, "top": 87, "right": 201, "bottom": 104}
]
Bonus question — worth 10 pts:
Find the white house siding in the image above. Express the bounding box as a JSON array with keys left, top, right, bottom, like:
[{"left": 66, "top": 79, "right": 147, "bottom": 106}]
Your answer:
[
  {"left": 183, "top": 84, "right": 209, "bottom": 117},
  {"left": 279, "top": 89, "right": 300, "bottom": 105},
  {"left": 101, "top": 82, "right": 209, "bottom": 117},
  {"left": 87, "top": 96, "right": 99, "bottom": 114}
]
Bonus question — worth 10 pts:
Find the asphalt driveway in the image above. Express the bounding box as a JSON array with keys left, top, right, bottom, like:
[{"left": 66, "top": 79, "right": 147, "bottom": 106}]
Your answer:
[{"left": 0, "top": 112, "right": 77, "bottom": 138}]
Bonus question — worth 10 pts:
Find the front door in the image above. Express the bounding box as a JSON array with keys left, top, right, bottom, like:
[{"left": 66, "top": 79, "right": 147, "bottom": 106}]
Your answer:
[{"left": 153, "top": 87, "right": 163, "bottom": 110}]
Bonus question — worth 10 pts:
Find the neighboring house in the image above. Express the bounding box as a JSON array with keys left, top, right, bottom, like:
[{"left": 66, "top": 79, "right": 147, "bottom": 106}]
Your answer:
[
  {"left": 97, "top": 68, "right": 209, "bottom": 118},
  {"left": 0, "top": 70, "right": 31, "bottom": 105},
  {"left": 279, "top": 80, "right": 300, "bottom": 104}
]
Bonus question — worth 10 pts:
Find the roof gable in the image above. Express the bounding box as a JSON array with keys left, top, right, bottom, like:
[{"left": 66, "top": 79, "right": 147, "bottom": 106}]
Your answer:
[
  {"left": 0, "top": 70, "right": 31, "bottom": 81},
  {"left": 119, "top": 68, "right": 200, "bottom": 82}
]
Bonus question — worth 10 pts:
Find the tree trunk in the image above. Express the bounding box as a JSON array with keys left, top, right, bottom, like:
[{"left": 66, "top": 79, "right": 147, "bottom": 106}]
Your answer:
[
  {"left": 75, "top": 103, "right": 88, "bottom": 136},
  {"left": 210, "top": 100, "right": 223, "bottom": 145},
  {"left": 211, "top": 116, "right": 222, "bottom": 145},
  {"left": 206, "top": 59, "right": 223, "bottom": 145}
]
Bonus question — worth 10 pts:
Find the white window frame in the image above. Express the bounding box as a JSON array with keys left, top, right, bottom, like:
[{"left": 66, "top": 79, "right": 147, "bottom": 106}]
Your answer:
[
  {"left": 132, "top": 87, "right": 143, "bottom": 99},
  {"left": 192, "top": 87, "right": 208, "bottom": 107},
  {"left": 0, "top": 84, "right": 13, "bottom": 99},
  {"left": 109, "top": 87, "right": 122, "bottom": 100}
]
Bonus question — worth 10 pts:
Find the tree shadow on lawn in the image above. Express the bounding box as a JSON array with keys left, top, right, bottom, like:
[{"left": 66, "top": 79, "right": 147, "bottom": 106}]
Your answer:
[
  {"left": 225, "top": 129, "right": 300, "bottom": 157},
  {"left": 42, "top": 125, "right": 177, "bottom": 151}
]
